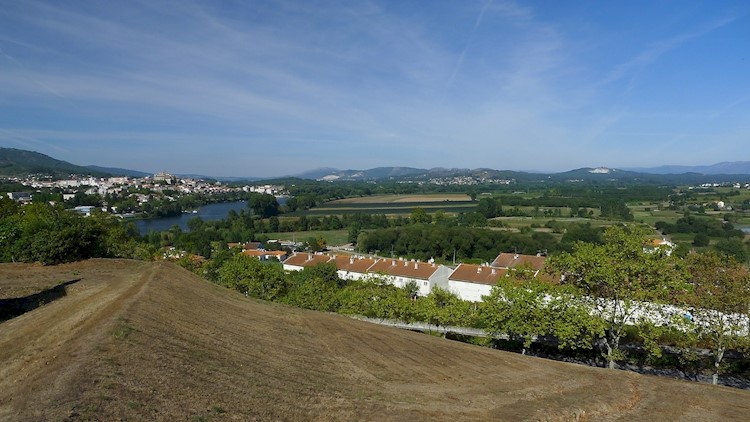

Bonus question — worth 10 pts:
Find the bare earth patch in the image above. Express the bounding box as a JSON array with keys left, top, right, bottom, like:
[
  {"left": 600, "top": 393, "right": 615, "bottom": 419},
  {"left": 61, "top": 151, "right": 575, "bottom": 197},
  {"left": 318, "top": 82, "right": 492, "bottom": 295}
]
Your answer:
[{"left": 1, "top": 259, "right": 749, "bottom": 421}]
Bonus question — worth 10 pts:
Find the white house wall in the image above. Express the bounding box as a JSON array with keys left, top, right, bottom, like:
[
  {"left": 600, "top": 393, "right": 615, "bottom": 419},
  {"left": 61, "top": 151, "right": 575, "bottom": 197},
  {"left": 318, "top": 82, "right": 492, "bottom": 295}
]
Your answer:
[
  {"left": 283, "top": 264, "right": 304, "bottom": 272},
  {"left": 448, "top": 280, "right": 493, "bottom": 302}
]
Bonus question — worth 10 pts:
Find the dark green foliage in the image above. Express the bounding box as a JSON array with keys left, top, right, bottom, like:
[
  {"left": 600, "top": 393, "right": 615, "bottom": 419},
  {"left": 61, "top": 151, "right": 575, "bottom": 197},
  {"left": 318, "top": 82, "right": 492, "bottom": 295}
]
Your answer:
[
  {"left": 713, "top": 238, "right": 749, "bottom": 263},
  {"left": 337, "top": 276, "right": 418, "bottom": 322},
  {"left": 0, "top": 202, "right": 150, "bottom": 264},
  {"left": 559, "top": 223, "right": 604, "bottom": 251},
  {"left": 599, "top": 198, "right": 633, "bottom": 221},
  {"left": 656, "top": 215, "right": 745, "bottom": 239},
  {"left": 248, "top": 193, "right": 279, "bottom": 218},
  {"left": 283, "top": 275, "right": 341, "bottom": 312},
  {"left": 217, "top": 254, "right": 288, "bottom": 300},
  {"left": 692, "top": 233, "right": 710, "bottom": 247},
  {"left": 357, "top": 225, "right": 555, "bottom": 262}
]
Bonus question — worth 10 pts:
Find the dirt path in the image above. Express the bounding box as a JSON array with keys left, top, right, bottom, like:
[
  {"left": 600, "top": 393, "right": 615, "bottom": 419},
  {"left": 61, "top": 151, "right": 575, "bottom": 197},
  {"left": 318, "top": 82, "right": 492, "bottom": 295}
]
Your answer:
[{"left": 0, "top": 259, "right": 153, "bottom": 420}]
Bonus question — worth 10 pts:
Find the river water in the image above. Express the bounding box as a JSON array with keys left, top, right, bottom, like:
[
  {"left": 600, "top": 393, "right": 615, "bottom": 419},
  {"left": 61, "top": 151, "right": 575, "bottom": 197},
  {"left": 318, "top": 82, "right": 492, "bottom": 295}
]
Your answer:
[{"left": 133, "top": 201, "right": 249, "bottom": 234}]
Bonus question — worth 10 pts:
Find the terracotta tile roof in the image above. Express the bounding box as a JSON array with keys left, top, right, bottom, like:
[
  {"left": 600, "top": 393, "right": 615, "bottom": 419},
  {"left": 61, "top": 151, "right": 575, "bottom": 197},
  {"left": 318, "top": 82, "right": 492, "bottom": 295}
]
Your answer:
[
  {"left": 491, "top": 253, "right": 546, "bottom": 271},
  {"left": 449, "top": 264, "right": 508, "bottom": 286},
  {"left": 368, "top": 259, "right": 440, "bottom": 280},
  {"left": 331, "top": 255, "right": 379, "bottom": 273},
  {"left": 282, "top": 253, "right": 332, "bottom": 267}
]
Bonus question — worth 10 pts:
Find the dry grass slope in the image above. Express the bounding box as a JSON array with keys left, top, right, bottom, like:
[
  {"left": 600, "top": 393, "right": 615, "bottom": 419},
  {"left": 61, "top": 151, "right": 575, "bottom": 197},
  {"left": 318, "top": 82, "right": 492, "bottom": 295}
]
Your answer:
[{"left": 1, "top": 259, "right": 750, "bottom": 421}]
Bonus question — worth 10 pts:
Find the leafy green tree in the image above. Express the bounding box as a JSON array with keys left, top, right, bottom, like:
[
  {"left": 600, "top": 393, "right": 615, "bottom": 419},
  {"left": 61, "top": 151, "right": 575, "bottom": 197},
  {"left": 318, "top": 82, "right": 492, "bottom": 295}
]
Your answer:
[
  {"left": 268, "top": 216, "right": 280, "bottom": 232},
  {"left": 0, "top": 196, "right": 20, "bottom": 218},
  {"left": 410, "top": 207, "right": 432, "bottom": 224},
  {"left": 248, "top": 193, "right": 279, "bottom": 218},
  {"left": 713, "top": 238, "right": 749, "bottom": 263},
  {"left": 417, "top": 288, "right": 477, "bottom": 331},
  {"left": 294, "top": 262, "right": 343, "bottom": 287},
  {"left": 692, "top": 233, "right": 710, "bottom": 247},
  {"left": 337, "top": 274, "right": 418, "bottom": 322},
  {"left": 482, "top": 279, "right": 550, "bottom": 352},
  {"left": 547, "top": 225, "right": 685, "bottom": 368},
  {"left": 217, "top": 254, "right": 288, "bottom": 300},
  {"left": 482, "top": 279, "right": 603, "bottom": 353},
  {"left": 676, "top": 252, "right": 750, "bottom": 385},
  {"left": 283, "top": 276, "right": 340, "bottom": 312},
  {"left": 347, "top": 223, "right": 361, "bottom": 244}
]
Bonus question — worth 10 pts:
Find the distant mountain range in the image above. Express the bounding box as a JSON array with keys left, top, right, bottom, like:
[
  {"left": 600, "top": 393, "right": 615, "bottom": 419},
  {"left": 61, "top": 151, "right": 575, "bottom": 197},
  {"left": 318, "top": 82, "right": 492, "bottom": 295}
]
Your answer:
[
  {"left": 2, "top": 147, "right": 749, "bottom": 184},
  {"left": 291, "top": 164, "right": 750, "bottom": 184},
  {"left": 624, "top": 162, "right": 750, "bottom": 175},
  {"left": 0, "top": 148, "right": 259, "bottom": 181}
]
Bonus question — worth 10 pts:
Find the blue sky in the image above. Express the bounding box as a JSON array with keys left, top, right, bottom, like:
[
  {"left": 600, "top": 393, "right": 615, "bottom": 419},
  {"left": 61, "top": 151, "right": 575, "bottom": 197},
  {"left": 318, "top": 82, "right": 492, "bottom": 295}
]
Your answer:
[{"left": 1, "top": 1, "right": 748, "bottom": 177}]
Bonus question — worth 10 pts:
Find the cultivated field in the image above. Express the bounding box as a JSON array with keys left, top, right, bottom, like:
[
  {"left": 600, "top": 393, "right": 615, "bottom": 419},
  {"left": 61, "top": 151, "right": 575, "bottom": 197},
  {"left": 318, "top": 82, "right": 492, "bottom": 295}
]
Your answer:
[
  {"left": 2, "top": 259, "right": 750, "bottom": 420},
  {"left": 329, "top": 194, "right": 473, "bottom": 204},
  {"left": 299, "top": 194, "right": 477, "bottom": 217},
  {"left": 266, "top": 229, "right": 349, "bottom": 245}
]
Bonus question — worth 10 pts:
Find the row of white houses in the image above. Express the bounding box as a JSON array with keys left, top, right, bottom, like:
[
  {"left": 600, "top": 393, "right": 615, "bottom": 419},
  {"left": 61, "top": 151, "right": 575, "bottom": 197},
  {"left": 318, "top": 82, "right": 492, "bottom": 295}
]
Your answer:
[
  {"left": 281, "top": 252, "right": 748, "bottom": 334},
  {"left": 282, "top": 252, "right": 547, "bottom": 301}
]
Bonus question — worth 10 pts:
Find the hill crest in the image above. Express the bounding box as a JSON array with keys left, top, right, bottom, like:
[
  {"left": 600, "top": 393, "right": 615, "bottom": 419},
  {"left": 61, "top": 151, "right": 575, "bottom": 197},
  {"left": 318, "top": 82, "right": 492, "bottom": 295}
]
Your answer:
[{"left": 1, "top": 259, "right": 749, "bottom": 420}]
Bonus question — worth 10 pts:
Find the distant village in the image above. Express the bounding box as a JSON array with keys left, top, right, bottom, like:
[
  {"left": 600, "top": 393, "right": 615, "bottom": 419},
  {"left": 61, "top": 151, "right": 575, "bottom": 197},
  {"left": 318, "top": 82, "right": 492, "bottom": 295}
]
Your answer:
[{"left": 4, "top": 172, "right": 287, "bottom": 215}]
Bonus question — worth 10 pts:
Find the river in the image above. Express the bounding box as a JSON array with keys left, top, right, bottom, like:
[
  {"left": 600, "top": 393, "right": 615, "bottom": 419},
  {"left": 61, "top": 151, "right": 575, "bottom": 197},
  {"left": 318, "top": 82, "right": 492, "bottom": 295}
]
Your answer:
[{"left": 133, "top": 201, "right": 248, "bottom": 234}]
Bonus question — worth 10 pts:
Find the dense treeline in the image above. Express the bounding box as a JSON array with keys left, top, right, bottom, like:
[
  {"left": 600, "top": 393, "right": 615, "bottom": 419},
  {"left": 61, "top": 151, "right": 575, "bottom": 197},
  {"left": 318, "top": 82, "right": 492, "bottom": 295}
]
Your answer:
[
  {"left": 475, "top": 195, "right": 633, "bottom": 220},
  {"left": 357, "top": 225, "right": 557, "bottom": 262},
  {"left": 656, "top": 214, "right": 745, "bottom": 239},
  {"left": 0, "top": 197, "right": 153, "bottom": 264}
]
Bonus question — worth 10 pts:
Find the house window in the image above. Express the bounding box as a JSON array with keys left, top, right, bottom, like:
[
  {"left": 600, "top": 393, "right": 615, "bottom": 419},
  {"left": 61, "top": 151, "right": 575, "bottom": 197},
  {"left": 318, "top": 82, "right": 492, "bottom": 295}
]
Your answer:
[{"left": 423, "top": 281, "right": 427, "bottom": 286}]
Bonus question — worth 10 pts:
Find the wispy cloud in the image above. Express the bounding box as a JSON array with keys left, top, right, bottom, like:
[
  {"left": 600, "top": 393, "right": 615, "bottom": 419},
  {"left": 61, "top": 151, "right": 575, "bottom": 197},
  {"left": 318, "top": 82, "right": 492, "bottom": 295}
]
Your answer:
[
  {"left": 600, "top": 15, "right": 739, "bottom": 87},
  {"left": 1, "top": 1, "right": 748, "bottom": 175}
]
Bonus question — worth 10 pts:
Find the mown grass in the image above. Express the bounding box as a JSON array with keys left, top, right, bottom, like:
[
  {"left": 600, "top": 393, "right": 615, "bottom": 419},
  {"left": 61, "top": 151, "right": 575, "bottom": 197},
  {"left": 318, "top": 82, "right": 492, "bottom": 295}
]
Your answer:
[{"left": 112, "top": 316, "right": 135, "bottom": 340}]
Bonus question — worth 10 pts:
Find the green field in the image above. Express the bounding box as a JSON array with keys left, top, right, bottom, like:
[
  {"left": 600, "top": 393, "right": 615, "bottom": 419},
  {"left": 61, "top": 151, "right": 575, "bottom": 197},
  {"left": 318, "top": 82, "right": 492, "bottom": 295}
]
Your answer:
[
  {"left": 292, "top": 195, "right": 478, "bottom": 217},
  {"left": 265, "top": 230, "right": 349, "bottom": 246}
]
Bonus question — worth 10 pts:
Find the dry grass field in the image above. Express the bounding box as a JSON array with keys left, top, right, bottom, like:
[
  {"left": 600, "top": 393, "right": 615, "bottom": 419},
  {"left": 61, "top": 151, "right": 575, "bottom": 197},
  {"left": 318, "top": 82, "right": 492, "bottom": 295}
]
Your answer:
[{"left": 2, "top": 259, "right": 750, "bottom": 421}]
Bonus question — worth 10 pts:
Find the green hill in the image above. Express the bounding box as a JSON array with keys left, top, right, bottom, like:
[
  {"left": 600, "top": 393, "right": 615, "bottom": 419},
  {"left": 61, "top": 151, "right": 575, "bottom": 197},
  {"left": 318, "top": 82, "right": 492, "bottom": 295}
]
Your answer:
[{"left": 0, "top": 147, "right": 109, "bottom": 177}]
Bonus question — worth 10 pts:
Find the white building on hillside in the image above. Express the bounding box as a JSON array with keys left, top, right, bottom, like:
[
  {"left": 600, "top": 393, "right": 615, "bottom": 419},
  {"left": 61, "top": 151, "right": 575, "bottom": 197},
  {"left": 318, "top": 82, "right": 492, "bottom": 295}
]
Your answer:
[
  {"left": 282, "top": 252, "right": 333, "bottom": 271},
  {"left": 447, "top": 264, "right": 508, "bottom": 302},
  {"left": 368, "top": 258, "right": 452, "bottom": 297}
]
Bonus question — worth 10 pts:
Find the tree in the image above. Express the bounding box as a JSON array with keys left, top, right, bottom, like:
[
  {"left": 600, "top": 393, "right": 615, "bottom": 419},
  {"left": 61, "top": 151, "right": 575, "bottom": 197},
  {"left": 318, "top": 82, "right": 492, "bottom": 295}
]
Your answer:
[
  {"left": 248, "top": 193, "right": 279, "bottom": 218},
  {"left": 714, "top": 238, "right": 749, "bottom": 264},
  {"left": 692, "top": 233, "right": 710, "bottom": 247},
  {"left": 418, "top": 288, "right": 477, "bottom": 332},
  {"left": 337, "top": 274, "right": 418, "bottom": 322},
  {"left": 482, "top": 279, "right": 602, "bottom": 353},
  {"left": 546, "top": 225, "right": 684, "bottom": 368},
  {"left": 482, "top": 279, "right": 551, "bottom": 353},
  {"left": 217, "top": 254, "right": 288, "bottom": 300},
  {"left": 676, "top": 252, "right": 750, "bottom": 385},
  {"left": 410, "top": 207, "right": 431, "bottom": 224}
]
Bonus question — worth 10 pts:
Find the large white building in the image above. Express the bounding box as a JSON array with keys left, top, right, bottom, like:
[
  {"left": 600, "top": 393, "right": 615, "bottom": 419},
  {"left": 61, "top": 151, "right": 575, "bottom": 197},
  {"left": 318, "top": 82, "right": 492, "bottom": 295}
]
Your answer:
[
  {"left": 368, "top": 258, "right": 453, "bottom": 297},
  {"left": 282, "top": 252, "right": 548, "bottom": 301},
  {"left": 282, "top": 253, "right": 452, "bottom": 297},
  {"left": 447, "top": 264, "right": 508, "bottom": 302}
]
